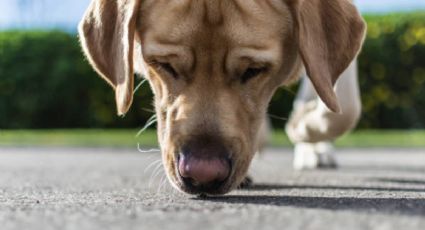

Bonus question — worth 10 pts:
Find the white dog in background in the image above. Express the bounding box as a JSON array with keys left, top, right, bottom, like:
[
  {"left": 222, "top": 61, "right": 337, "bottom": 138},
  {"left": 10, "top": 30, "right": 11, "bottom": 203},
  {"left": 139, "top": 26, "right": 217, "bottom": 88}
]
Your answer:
[{"left": 286, "top": 60, "right": 361, "bottom": 170}]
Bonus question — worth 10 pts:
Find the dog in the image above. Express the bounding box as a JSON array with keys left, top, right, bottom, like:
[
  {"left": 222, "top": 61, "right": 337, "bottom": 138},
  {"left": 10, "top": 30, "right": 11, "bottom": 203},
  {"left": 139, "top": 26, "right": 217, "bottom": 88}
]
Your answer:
[
  {"left": 79, "top": 0, "right": 366, "bottom": 195},
  {"left": 287, "top": 60, "right": 362, "bottom": 170}
]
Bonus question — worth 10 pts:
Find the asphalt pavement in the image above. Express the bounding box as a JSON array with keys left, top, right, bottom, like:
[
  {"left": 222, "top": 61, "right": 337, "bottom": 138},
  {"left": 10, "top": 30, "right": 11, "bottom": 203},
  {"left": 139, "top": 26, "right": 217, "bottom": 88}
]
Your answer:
[{"left": 0, "top": 147, "right": 424, "bottom": 230}]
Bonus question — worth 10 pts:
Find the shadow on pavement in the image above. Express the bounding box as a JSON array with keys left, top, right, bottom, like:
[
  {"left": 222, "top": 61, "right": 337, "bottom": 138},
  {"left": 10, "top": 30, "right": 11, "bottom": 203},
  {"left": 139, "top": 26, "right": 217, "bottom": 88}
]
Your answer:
[
  {"left": 200, "top": 194, "right": 425, "bottom": 216},
  {"left": 343, "top": 165, "right": 425, "bottom": 173},
  {"left": 241, "top": 183, "right": 425, "bottom": 193},
  {"left": 371, "top": 178, "right": 425, "bottom": 185}
]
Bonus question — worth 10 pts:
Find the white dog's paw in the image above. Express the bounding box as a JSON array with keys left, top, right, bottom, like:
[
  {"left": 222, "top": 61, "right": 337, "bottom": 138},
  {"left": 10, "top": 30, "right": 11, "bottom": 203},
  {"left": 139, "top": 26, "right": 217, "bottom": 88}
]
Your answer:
[
  {"left": 315, "top": 141, "right": 338, "bottom": 169},
  {"left": 293, "top": 142, "right": 337, "bottom": 170},
  {"left": 293, "top": 143, "right": 319, "bottom": 170}
]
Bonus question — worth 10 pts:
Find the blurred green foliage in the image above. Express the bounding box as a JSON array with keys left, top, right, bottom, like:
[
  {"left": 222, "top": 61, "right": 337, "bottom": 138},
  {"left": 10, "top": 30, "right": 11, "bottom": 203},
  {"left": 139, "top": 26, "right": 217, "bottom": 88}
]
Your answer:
[
  {"left": 0, "top": 12, "right": 424, "bottom": 129},
  {"left": 357, "top": 12, "right": 425, "bottom": 129},
  {"left": 0, "top": 31, "right": 153, "bottom": 129}
]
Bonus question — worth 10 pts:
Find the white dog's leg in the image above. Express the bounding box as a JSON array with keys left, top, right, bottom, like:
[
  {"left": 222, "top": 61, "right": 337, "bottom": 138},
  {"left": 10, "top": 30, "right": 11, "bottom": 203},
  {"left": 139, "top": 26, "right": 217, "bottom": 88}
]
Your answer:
[
  {"left": 287, "top": 60, "right": 360, "bottom": 169},
  {"left": 293, "top": 141, "right": 337, "bottom": 170},
  {"left": 315, "top": 141, "right": 337, "bottom": 168},
  {"left": 293, "top": 142, "right": 319, "bottom": 170}
]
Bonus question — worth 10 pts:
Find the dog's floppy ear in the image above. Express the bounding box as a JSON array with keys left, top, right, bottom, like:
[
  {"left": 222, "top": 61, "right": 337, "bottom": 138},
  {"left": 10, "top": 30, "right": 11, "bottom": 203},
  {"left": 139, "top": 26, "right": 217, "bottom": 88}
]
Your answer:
[
  {"left": 289, "top": 0, "right": 365, "bottom": 112},
  {"left": 79, "top": 0, "right": 140, "bottom": 115}
]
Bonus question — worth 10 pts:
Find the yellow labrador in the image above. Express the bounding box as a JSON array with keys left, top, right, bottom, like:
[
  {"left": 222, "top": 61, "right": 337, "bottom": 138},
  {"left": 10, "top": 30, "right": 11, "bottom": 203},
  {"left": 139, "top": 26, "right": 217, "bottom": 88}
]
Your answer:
[{"left": 79, "top": 0, "right": 365, "bottom": 195}]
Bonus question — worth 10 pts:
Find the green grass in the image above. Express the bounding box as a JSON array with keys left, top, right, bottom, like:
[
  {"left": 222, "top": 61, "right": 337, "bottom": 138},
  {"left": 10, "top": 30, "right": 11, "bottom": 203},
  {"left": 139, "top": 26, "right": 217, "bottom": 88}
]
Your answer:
[
  {"left": 0, "top": 129, "right": 424, "bottom": 148},
  {"left": 335, "top": 130, "right": 425, "bottom": 148},
  {"left": 0, "top": 129, "right": 158, "bottom": 148},
  {"left": 271, "top": 130, "right": 425, "bottom": 148}
]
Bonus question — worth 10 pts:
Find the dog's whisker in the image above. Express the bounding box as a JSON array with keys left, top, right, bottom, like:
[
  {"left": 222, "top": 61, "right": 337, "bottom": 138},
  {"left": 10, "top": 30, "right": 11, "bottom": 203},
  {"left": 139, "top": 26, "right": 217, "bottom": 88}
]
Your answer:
[
  {"left": 152, "top": 165, "right": 164, "bottom": 182},
  {"left": 133, "top": 78, "right": 147, "bottom": 94},
  {"left": 137, "top": 145, "right": 160, "bottom": 153},
  {"left": 268, "top": 113, "right": 288, "bottom": 121},
  {"left": 144, "top": 154, "right": 159, "bottom": 163},
  {"left": 140, "top": 114, "right": 157, "bottom": 127},
  {"left": 156, "top": 175, "right": 164, "bottom": 193},
  {"left": 148, "top": 163, "right": 165, "bottom": 189},
  {"left": 153, "top": 174, "right": 162, "bottom": 193},
  {"left": 157, "top": 174, "right": 168, "bottom": 194},
  {"left": 137, "top": 143, "right": 160, "bottom": 153},
  {"left": 163, "top": 180, "right": 172, "bottom": 194},
  {"left": 144, "top": 159, "right": 162, "bottom": 174},
  {"left": 146, "top": 162, "right": 163, "bottom": 186},
  {"left": 136, "top": 115, "right": 157, "bottom": 137},
  {"left": 141, "top": 108, "right": 155, "bottom": 114},
  {"left": 149, "top": 172, "right": 165, "bottom": 191},
  {"left": 164, "top": 178, "right": 176, "bottom": 194}
]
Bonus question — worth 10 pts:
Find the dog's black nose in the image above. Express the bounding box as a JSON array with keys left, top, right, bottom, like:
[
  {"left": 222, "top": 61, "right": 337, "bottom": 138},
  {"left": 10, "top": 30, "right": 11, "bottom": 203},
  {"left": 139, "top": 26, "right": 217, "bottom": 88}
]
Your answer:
[{"left": 177, "top": 135, "right": 232, "bottom": 193}]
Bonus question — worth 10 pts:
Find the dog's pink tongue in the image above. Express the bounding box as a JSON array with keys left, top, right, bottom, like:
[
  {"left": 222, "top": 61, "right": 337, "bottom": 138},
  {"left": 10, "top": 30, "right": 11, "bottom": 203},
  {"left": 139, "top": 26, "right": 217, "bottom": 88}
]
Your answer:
[{"left": 179, "top": 156, "right": 230, "bottom": 185}]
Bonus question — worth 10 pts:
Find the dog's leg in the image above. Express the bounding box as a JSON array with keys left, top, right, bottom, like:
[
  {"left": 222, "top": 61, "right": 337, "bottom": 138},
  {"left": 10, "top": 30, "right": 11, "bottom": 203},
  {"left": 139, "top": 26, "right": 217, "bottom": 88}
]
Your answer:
[
  {"left": 293, "top": 142, "right": 319, "bottom": 170},
  {"left": 287, "top": 61, "right": 361, "bottom": 169},
  {"left": 293, "top": 141, "right": 337, "bottom": 170},
  {"left": 238, "top": 176, "right": 254, "bottom": 189}
]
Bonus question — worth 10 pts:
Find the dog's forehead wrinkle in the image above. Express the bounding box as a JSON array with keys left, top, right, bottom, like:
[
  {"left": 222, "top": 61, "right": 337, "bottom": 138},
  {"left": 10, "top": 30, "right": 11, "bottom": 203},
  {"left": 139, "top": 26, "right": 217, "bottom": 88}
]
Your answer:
[
  {"left": 202, "top": 0, "right": 224, "bottom": 25},
  {"left": 143, "top": 43, "right": 183, "bottom": 57},
  {"left": 140, "top": 0, "right": 291, "bottom": 65},
  {"left": 232, "top": 47, "right": 280, "bottom": 62}
]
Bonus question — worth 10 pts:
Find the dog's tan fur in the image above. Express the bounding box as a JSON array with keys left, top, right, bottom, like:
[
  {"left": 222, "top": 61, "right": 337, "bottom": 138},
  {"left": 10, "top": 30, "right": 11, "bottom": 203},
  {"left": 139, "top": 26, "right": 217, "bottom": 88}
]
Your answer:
[{"left": 79, "top": 0, "right": 365, "bottom": 194}]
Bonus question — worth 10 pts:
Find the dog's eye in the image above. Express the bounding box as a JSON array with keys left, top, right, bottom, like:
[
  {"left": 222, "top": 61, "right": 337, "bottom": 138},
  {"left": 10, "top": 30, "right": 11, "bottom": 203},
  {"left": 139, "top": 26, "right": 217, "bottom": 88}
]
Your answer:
[
  {"left": 240, "top": 67, "right": 267, "bottom": 83},
  {"left": 156, "top": 62, "right": 179, "bottom": 79}
]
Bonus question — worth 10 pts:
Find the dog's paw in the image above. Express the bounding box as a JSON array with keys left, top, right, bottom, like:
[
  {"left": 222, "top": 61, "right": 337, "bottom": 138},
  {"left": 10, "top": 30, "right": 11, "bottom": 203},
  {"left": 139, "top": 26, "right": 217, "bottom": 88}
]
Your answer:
[
  {"left": 238, "top": 176, "right": 253, "bottom": 189},
  {"left": 293, "top": 143, "right": 319, "bottom": 170},
  {"left": 315, "top": 142, "right": 338, "bottom": 169},
  {"left": 293, "top": 142, "right": 337, "bottom": 170}
]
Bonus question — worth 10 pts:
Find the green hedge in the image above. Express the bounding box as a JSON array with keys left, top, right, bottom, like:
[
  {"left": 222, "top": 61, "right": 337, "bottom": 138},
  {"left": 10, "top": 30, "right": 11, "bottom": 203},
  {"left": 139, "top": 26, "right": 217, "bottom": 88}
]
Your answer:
[
  {"left": 0, "top": 12, "right": 424, "bottom": 129},
  {"left": 0, "top": 31, "right": 153, "bottom": 129},
  {"left": 357, "top": 13, "right": 425, "bottom": 129}
]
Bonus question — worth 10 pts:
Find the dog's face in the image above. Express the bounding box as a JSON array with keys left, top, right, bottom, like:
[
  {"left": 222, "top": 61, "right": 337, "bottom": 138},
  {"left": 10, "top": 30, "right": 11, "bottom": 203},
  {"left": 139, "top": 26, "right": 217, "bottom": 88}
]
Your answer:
[
  {"left": 138, "top": 1, "right": 300, "bottom": 194},
  {"left": 79, "top": 0, "right": 365, "bottom": 195}
]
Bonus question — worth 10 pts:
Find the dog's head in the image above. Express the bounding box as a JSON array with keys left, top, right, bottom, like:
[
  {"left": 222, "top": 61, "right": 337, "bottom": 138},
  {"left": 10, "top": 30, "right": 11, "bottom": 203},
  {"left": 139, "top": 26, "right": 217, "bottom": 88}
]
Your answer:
[{"left": 79, "top": 0, "right": 365, "bottom": 195}]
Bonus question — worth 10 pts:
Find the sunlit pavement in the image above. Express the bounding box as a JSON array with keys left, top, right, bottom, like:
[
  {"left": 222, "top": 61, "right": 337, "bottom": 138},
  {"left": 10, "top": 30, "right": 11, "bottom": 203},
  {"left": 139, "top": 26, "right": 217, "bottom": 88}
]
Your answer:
[{"left": 0, "top": 147, "right": 424, "bottom": 230}]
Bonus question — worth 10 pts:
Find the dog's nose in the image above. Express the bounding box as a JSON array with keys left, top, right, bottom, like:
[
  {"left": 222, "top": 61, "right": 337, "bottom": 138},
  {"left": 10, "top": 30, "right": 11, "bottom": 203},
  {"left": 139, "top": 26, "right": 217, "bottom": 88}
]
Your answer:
[
  {"left": 177, "top": 136, "right": 232, "bottom": 191},
  {"left": 178, "top": 154, "right": 230, "bottom": 185}
]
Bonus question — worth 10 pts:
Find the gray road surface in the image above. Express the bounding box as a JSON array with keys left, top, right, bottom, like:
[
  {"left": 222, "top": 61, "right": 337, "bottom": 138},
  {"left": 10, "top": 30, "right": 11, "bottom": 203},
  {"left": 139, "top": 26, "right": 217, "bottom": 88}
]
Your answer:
[{"left": 0, "top": 147, "right": 424, "bottom": 230}]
